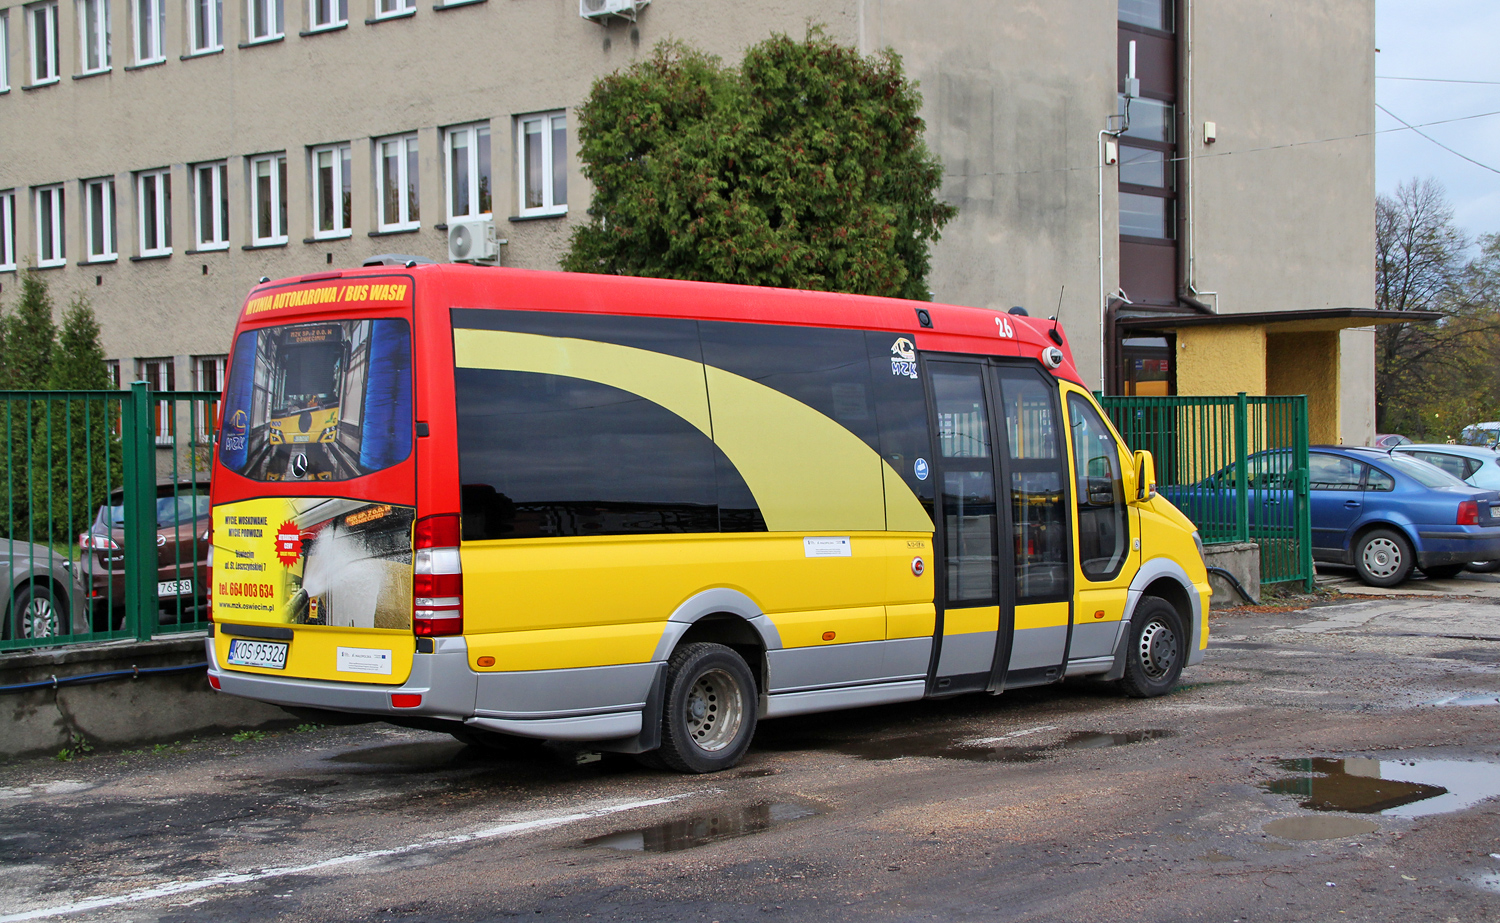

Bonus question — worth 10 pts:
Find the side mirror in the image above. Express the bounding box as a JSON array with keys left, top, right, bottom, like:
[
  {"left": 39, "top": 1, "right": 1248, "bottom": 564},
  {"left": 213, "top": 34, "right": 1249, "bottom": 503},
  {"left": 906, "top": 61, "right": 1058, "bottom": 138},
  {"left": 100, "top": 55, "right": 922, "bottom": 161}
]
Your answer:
[{"left": 1133, "top": 449, "right": 1157, "bottom": 502}]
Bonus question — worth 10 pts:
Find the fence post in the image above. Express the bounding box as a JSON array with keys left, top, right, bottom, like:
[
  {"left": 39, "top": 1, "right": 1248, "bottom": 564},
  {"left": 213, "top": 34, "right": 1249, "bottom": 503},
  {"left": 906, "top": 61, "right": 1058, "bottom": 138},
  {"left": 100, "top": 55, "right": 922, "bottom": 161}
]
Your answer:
[
  {"left": 1294, "top": 396, "right": 1314, "bottom": 591},
  {"left": 1234, "top": 391, "right": 1249, "bottom": 543},
  {"left": 123, "top": 381, "right": 159, "bottom": 642}
]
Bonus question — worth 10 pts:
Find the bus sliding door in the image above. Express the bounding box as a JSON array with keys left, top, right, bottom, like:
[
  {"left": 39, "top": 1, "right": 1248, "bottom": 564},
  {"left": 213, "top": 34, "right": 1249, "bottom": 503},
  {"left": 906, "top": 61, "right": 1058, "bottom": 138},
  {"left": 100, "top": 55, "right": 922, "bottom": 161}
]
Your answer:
[{"left": 926, "top": 358, "right": 1071, "bottom": 695}]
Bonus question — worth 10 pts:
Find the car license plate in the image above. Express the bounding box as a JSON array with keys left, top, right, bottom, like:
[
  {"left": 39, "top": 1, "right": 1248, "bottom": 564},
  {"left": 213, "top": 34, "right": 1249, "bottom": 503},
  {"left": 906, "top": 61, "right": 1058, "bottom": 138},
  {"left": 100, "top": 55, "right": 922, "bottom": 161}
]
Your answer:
[
  {"left": 293, "top": 435, "right": 310, "bottom": 442},
  {"left": 157, "top": 579, "right": 192, "bottom": 597},
  {"left": 227, "top": 638, "right": 288, "bottom": 670}
]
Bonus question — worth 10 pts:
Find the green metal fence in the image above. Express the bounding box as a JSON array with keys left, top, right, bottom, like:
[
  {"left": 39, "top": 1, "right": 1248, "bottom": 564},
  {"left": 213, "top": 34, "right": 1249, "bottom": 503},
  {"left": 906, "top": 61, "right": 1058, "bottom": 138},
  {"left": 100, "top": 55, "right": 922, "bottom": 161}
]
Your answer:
[
  {"left": 1099, "top": 392, "right": 1314, "bottom": 589},
  {"left": 0, "top": 385, "right": 218, "bottom": 652}
]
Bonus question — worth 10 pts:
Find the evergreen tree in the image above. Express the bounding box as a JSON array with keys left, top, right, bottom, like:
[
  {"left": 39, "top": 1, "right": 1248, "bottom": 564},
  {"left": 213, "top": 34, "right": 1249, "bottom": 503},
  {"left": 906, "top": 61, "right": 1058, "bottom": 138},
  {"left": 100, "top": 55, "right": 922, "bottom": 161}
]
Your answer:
[
  {"left": 50, "top": 295, "right": 111, "bottom": 390},
  {"left": 563, "top": 30, "right": 957, "bottom": 300},
  {"left": 7, "top": 269, "right": 56, "bottom": 389}
]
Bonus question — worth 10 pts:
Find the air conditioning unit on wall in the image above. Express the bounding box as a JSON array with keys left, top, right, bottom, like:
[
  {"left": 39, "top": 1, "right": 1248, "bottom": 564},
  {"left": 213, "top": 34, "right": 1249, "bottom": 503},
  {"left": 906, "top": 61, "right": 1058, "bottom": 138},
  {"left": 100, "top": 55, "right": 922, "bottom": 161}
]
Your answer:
[
  {"left": 448, "top": 218, "right": 502, "bottom": 264},
  {"left": 580, "top": 0, "right": 648, "bottom": 24}
]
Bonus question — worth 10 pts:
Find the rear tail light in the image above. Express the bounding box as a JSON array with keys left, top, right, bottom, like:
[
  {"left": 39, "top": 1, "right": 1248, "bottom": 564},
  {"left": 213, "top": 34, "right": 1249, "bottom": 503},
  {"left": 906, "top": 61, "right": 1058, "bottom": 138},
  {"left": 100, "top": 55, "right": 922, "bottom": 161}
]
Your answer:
[
  {"left": 1458, "top": 500, "right": 1480, "bottom": 526},
  {"left": 390, "top": 693, "right": 422, "bottom": 708},
  {"left": 79, "top": 533, "right": 118, "bottom": 551},
  {"left": 413, "top": 513, "right": 462, "bottom": 637},
  {"left": 208, "top": 674, "right": 221, "bottom": 690}
]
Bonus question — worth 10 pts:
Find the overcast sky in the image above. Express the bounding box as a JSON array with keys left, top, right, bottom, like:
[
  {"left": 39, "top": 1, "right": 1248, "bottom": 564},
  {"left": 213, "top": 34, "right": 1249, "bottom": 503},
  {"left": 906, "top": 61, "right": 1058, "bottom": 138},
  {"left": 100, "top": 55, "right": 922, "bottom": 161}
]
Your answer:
[{"left": 1377, "top": 0, "right": 1500, "bottom": 240}]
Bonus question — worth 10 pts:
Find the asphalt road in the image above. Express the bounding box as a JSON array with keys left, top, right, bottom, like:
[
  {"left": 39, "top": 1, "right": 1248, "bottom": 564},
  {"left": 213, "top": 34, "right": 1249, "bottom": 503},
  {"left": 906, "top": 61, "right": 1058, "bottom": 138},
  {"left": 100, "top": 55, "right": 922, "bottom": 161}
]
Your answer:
[{"left": 2, "top": 590, "right": 1499, "bottom": 923}]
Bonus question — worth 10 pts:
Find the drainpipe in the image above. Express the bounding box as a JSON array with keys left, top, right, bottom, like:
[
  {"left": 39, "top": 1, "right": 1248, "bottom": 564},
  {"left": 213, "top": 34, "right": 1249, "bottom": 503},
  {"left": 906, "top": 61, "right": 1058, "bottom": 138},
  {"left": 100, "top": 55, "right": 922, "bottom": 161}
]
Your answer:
[
  {"left": 1099, "top": 45, "right": 1135, "bottom": 390},
  {"left": 1181, "top": 0, "right": 1218, "bottom": 313}
]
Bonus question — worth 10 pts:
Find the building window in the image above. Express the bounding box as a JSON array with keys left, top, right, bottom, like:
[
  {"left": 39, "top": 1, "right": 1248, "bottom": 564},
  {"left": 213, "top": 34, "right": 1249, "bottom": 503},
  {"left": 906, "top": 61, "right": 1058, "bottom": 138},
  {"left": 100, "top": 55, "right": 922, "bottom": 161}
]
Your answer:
[
  {"left": 516, "top": 111, "right": 566, "bottom": 217},
  {"left": 193, "top": 354, "right": 226, "bottom": 440},
  {"left": 29, "top": 1, "right": 58, "bottom": 84},
  {"left": 374, "top": 0, "right": 412, "bottom": 16},
  {"left": 444, "top": 123, "right": 491, "bottom": 222},
  {"left": 134, "top": 0, "right": 163, "bottom": 63},
  {"left": 376, "top": 133, "right": 419, "bottom": 231},
  {"left": 189, "top": 0, "right": 222, "bottom": 52},
  {"left": 84, "top": 177, "right": 116, "bottom": 261},
  {"left": 249, "top": 153, "right": 288, "bottom": 245},
  {"left": 0, "top": 191, "right": 15, "bottom": 272},
  {"left": 193, "top": 161, "right": 229, "bottom": 250},
  {"left": 1, "top": 12, "right": 11, "bottom": 92},
  {"left": 246, "top": 0, "right": 282, "bottom": 41},
  {"left": 1119, "top": 0, "right": 1171, "bottom": 32},
  {"left": 34, "top": 184, "right": 65, "bottom": 267},
  {"left": 308, "top": 0, "right": 345, "bottom": 29},
  {"left": 139, "top": 357, "right": 175, "bottom": 443},
  {"left": 311, "top": 143, "right": 351, "bottom": 239},
  {"left": 1118, "top": 96, "right": 1175, "bottom": 241},
  {"left": 106, "top": 359, "right": 121, "bottom": 388},
  {"left": 76, "top": 0, "right": 110, "bottom": 74},
  {"left": 137, "top": 168, "right": 172, "bottom": 256}
]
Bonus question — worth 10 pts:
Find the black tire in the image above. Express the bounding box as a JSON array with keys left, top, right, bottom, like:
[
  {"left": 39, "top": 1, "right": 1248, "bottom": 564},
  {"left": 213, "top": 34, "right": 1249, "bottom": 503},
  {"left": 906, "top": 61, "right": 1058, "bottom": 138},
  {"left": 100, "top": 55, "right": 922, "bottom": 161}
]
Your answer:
[
  {"left": 654, "top": 642, "right": 758, "bottom": 774},
  {"left": 1419, "top": 563, "right": 1465, "bottom": 580},
  {"left": 1118, "top": 597, "right": 1185, "bottom": 698},
  {"left": 6, "top": 584, "right": 66, "bottom": 641},
  {"left": 1467, "top": 560, "right": 1500, "bottom": 574},
  {"left": 1353, "top": 527, "right": 1414, "bottom": 587}
]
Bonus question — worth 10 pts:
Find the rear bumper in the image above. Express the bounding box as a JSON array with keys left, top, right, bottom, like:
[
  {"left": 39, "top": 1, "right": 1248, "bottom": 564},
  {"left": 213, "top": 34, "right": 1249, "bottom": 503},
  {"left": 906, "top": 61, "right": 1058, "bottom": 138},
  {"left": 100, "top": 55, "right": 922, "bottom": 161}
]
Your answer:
[
  {"left": 1415, "top": 528, "right": 1500, "bottom": 567},
  {"left": 206, "top": 635, "right": 478, "bottom": 721}
]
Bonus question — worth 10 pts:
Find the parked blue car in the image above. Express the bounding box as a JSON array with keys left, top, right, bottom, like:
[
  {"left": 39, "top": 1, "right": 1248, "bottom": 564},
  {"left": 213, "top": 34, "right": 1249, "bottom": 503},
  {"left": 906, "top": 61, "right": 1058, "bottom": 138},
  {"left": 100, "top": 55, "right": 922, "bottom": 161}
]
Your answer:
[{"left": 1162, "top": 445, "right": 1500, "bottom": 587}]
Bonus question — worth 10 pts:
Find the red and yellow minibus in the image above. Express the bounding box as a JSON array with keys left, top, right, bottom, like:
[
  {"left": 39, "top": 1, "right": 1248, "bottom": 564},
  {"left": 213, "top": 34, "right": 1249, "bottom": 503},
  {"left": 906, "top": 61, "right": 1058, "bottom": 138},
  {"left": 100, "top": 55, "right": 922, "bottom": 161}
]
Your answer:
[{"left": 206, "top": 262, "right": 1209, "bottom": 772}]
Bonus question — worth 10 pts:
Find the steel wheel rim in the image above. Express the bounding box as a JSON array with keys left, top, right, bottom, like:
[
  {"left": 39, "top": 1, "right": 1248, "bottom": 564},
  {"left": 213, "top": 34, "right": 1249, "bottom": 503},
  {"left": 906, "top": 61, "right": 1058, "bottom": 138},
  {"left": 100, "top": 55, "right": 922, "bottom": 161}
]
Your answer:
[
  {"left": 1363, "top": 538, "right": 1402, "bottom": 578},
  {"left": 21, "top": 596, "right": 58, "bottom": 639},
  {"left": 684, "top": 667, "right": 743, "bottom": 753},
  {"left": 1137, "top": 617, "right": 1178, "bottom": 680}
]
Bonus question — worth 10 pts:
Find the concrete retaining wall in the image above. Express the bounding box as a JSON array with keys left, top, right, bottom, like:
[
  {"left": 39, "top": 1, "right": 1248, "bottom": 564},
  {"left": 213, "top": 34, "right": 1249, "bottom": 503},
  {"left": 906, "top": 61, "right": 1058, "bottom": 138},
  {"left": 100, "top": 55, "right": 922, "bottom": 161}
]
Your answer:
[
  {"left": 1, "top": 635, "right": 294, "bottom": 761},
  {"left": 1204, "top": 542, "right": 1261, "bottom": 608}
]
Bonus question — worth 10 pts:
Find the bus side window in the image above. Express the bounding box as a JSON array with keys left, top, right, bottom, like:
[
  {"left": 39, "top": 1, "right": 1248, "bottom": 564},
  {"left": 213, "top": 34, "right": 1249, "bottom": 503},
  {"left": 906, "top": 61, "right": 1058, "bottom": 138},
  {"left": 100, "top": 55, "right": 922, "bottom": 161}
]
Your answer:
[
  {"left": 1067, "top": 394, "right": 1130, "bottom": 580},
  {"left": 996, "top": 370, "right": 1068, "bottom": 600},
  {"left": 931, "top": 364, "right": 997, "bottom": 603}
]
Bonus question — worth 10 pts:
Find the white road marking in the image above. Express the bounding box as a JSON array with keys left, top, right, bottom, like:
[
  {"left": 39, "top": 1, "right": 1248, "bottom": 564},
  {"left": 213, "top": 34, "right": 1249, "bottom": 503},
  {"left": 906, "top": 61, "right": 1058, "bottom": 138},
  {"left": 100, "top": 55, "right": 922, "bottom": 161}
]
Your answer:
[
  {"left": 0, "top": 793, "right": 698, "bottom": 923},
  {"left": 965, "top": 724, "right": 1058, "bottom": 746}
]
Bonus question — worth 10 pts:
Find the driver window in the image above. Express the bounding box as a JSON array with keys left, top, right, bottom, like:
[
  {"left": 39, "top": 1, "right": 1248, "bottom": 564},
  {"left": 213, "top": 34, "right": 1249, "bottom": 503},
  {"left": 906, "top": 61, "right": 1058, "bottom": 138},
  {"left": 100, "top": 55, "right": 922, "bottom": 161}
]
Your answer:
[
  {"left": 1067, "top": 394, "right": 1129, "bottom": 581},
  {"left": 1309, "top": 453, "right": 1363, "bottom": 491}
]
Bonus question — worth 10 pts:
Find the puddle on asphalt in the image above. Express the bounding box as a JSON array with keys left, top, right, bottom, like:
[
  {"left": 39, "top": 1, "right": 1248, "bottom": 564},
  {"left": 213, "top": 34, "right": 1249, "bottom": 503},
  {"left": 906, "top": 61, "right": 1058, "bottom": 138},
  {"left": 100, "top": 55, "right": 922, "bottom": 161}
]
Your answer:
[
  {"left": 581, "top": 801, "right": 822, "bottom": 853},
  {"left": 829, "top": 729, "right": 1174, "bottom": 762},
  {"left": 1263, "top": 757, "right": 1500, "bottom": 818},
  {"left": 1262, "top": 816, "right": 1380, "bottom": 840},
  {"left": 1429, "top": 693, "right": 1500, "bottom": 706},
  {"left": 327, "top": 741, "right": 469, "bottom": 766}
]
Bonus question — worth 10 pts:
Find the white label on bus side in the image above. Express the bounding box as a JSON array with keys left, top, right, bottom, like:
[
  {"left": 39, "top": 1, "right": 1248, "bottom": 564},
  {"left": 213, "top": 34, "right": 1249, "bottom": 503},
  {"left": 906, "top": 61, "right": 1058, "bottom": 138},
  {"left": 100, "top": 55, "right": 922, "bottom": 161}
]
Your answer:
[
  {"left": 804, "top": 537, "right": 852, "bottom": 558},
  {"left": 336, "top": 647, "right": 393, "bottom": 675}
]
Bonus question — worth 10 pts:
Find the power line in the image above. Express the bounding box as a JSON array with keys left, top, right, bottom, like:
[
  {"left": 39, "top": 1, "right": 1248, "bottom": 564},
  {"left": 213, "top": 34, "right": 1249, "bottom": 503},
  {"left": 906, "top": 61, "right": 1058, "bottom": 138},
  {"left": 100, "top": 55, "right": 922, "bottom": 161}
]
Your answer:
[
  {"left": 944, "top": 107, "right": 1500, "bottom": 180},
  {"left": 1378, "top": 75, "right": 1500, "bottom": 85},
  {"left": 1377, "top": 103, "right": 1500, "bottom": 175}
]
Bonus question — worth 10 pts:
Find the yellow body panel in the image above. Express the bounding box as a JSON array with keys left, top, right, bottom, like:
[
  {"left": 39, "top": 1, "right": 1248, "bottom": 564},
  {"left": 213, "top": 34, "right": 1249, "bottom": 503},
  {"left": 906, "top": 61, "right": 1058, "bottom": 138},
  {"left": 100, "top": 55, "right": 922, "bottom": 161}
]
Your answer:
[
  {"left": 214, "top": 626, "right": 415, "bottom": 685},
  {"left": 943, "top": 605, "right": 999, "bottom": 636},
  {"left": 1074, "top": 586, "right": 1126, "bottom": 627},
  {"left": 887, "top": 602, "right": 937, "bottom": 639},
  {"left": 468, "top": 622, "right": 664, "bottom": 672},
  {"left": 1015, "top": 601, "right": 1070, "bottom": 631},
  {"left": 1136, "top": 499, "right": 1214, "bottom": 648}
]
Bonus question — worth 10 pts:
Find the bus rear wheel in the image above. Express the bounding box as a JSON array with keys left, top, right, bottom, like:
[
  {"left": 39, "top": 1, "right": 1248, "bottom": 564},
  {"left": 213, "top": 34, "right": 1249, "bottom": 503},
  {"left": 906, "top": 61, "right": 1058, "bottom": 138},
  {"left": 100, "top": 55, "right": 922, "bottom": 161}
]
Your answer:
[
  {"left": 1118, "top": 597, "right": 1184, "bottom": 698},
  {"left": 655, "top": 642, "right": 757, "bottom": 774}
]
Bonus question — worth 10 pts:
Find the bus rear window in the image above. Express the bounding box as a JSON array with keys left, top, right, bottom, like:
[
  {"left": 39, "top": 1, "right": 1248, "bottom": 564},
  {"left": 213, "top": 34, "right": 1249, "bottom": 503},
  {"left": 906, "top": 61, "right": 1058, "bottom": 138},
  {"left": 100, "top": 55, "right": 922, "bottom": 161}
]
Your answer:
[{"left": 219, "top": 319, "right": 412, "bottom": 482}]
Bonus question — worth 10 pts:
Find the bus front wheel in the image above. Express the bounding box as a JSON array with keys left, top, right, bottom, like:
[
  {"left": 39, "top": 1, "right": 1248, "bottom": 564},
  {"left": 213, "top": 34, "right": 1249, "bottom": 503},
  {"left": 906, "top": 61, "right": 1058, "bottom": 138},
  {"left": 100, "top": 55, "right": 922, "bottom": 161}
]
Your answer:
[
  {"left": 1118, "top": 597, "right": 1184, "bottom": 698},
  {"left": 655, "top": 642, "right": 758, "bottom": 773}
]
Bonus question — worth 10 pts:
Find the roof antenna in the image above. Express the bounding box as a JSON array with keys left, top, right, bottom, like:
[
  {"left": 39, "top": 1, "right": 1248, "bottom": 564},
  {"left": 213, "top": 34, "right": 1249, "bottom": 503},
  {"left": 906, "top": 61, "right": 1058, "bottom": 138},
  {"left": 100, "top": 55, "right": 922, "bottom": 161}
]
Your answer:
[{"left": 1048, "top": 285, "right": 1065, "bottom": 346}]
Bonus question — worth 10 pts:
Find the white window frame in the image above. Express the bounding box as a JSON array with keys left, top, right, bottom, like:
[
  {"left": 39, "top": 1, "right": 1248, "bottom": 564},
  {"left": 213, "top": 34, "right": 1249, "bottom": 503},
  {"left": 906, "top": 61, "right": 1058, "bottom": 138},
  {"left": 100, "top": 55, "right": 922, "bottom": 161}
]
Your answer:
[
  {"left": 133, "top": 0, "right": 163, "bottom": 64},
  {"left": 188, "top": 0, "right": 222, "bottom": 52},
  {"left": 193, "top": 354, "right": 226, "bottom": 441},
  {"left": 193, "top": 161, "right": 229, "bottom": 251},
  {"left": 136, "top": 168, "right": 172, "bottom": 257},
  {"left": 249, "top": 152, "right": 288, "bottom": 245},
  {"left": 375, "top": 133, "right": 420, "bottom": 232},
  {"left": 374, "top": 0, "right": 412, "bottom": 17},
  {"left": 310, "top": 143, "right": 352, "bottom": 240},
  {"left": 76, "top": 0, "right": 110, "bottom": 74},
  {"left": 307, "top": 0, "right": 345, "bottom": 30},
  {"left": 516, "top": 110, "right": 567, "bottom": 218},
  {"left": 34, "top": 184, "right": 65, "bottom": 267},
  {"left": 139, "top": 357, "right": 176, "bottom": 444},
  {"left": 1, "top": 12, "right": 11, "bottom": 93},
  {"left": 84, "top": 177, "right": 116, "bottom": 261},
  {"left": 0, "top": 191, "right": 15, "bottom": 272},
  {"left": 29, "top": 1, "right": 58, "bottom": 85},
  {"left": 444, "top": 122, "right": 491, "bottom": 222},
  {"left": 246, "top": 0, "right": 282, "bottom": 42}
]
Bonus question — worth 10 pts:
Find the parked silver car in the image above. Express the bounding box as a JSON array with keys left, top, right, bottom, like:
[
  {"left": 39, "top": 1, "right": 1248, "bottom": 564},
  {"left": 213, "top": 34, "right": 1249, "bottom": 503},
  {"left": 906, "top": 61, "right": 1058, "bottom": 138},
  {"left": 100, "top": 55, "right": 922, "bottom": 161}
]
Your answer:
[
  {"left": 1392, "top": 443, "right": 1500, "bottom": 571},
  {"left": 0, "top": 539, "right": 90, "bottom": 641}
]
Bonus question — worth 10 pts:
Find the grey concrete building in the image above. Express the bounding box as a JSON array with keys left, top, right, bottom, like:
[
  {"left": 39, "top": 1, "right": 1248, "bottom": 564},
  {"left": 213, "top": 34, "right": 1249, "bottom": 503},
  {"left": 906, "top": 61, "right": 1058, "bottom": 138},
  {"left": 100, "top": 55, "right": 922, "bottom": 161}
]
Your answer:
[{"left": 0, "top": 0, "right": 1377, "bottom": 442}]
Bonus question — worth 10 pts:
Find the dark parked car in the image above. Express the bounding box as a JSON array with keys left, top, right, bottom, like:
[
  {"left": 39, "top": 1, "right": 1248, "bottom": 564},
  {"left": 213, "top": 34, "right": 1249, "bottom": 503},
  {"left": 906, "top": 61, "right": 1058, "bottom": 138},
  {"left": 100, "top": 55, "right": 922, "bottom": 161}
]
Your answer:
[
  {"left": 78, "top": 480, "right": 210, "bottom": 620},
  {"left": 1163, "top": 446, "right": 1500, "bottom": 587},
  {"left": 0, "top": 538, "right": 89, "bottom": 640}
]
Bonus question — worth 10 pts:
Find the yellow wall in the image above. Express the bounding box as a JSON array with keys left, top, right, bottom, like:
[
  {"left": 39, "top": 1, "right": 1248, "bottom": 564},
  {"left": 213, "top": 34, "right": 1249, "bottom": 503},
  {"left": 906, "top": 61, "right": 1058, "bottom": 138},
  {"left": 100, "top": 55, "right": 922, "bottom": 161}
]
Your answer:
[
  {"left": 1175, "top": 327, "right": 1267, "bottom": 396},
  {"left": 1267, "top": 332, "right": 1341, "bottom": 444}
]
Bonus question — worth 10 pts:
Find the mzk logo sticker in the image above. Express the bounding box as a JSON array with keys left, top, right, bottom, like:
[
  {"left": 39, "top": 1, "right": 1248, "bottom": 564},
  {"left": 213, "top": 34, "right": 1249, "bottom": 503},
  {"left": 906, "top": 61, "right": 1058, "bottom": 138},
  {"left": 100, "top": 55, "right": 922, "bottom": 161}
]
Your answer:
[{"left": 890, "top": 337, "right": 918, "bottom": 379}]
